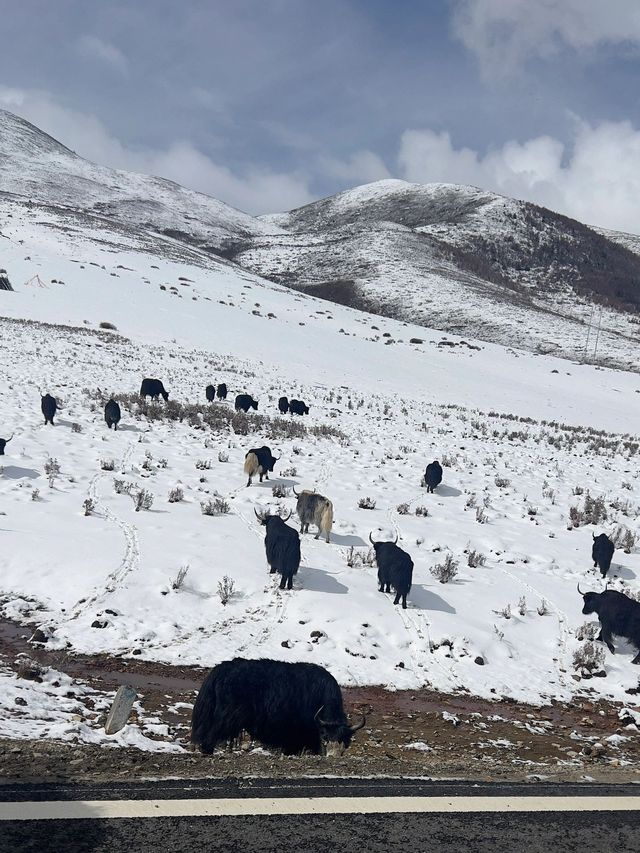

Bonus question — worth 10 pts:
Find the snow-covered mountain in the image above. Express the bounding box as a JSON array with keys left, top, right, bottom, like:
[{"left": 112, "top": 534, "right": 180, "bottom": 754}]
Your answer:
[
  {"left": 2, "top": 108, "right": 640, "bottom": 749},
  {"left": 236, "top": 179, "right": 640, "bottom": 370},
  {"left": 0, "top": 109, "right": 278, "bottom": 250}
]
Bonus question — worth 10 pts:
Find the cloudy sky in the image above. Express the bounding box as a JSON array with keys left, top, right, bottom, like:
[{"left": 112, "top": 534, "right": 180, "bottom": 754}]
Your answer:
[{"left": 1, "top": 0, "right": 640, "bottom": 231}]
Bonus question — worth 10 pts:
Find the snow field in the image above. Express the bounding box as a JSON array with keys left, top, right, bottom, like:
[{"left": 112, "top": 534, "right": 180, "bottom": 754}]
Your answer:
[{"left": 2, "top": 316, "right": 640, "bottom": 707}]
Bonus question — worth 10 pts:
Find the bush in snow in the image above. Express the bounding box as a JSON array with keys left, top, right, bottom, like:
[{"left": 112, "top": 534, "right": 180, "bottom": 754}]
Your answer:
[
  {"left": 415, "top": 505, "right": 429, "bottom": 517},
  {"left": 71, "top": 422, "right": 82, "bottom": 434},
  {"left": 171, "top": 564, "right": 189, "bottom": 590},
  {"left": 358, "top": 496, "right": 376, "bottom": 510},
  {"left": 517, "top": 596, "right": 527, "bottom": 616},
  {"left": 113, "top": 478, "right": 133, "bottom": 495},
  {"left": 344, "top": 546, "right": 376, "bottom": 568},
  {"left": 612, "top": 525, "right": 636, "bottom": 554},
  {"left": 195, "top": 459, "right": 211, "bottom": 470},
  {"left": 494, "top": 476, "right": 510, "bottom": 488},
  {"left": 132, "top": 488, "right": 153, "bottom": 512},
  {"left": 31, "top": 488, "right": 40, "bottom": 502},
  {"left": 537, "top": 599, "right": 549, "bottom": 616},
  {"left": 200, "top": 497, "right": 230, "bottom": 516},
  {"left": 217, "top": 575, "right": 235, "bottom": 605},
  {"left": 396, "top": 502, "right": 410, "bottom": 515},
  {"left": 496, "top": 603, "right": 512, "bottom": 619},
  {"left": 576, "top": 621, "right": 601, "bottom": 641},
  {"left": 467, "top": 549, "right": 486, "bottom": 568},
  {"left": 168, "top": 485, "right": 184, "bottom": 503},
  {"left": 99, "top": 321, "right": 118, "bottom": 330},
  {"left": 272, "top": 484, "right": 289, "bottom": 498},
  {"left": 157, "top": 457, "right": 168, "bottom": 469},
  {"left": 430, "top": 553, "right": 458, "bottom": 584},
  {"left": 83, "top": 498, "right": 95, "bottom": 517},
  {"left": 101, "top": 459, "right": 115, "bottom": 471},
  {"left": 280, "top": 466, "right": 297, "bottom": 477},
  {"left": 218, "top": 451, "right": 229, "bottom": 463},
  {"left": 572, "top": 640, "right": 606, "bottom": 674},
  {"left": 44, "top": 457, "right": 60, "bottom": 488},
  {"left": 475, "top": 506, "right": 488, "bottom": 524}
]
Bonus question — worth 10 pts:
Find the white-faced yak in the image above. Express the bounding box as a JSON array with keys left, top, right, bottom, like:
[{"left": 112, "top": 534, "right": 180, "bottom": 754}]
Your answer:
[{"left": 190, "top": 657, "right": 366, "bottom": 755}]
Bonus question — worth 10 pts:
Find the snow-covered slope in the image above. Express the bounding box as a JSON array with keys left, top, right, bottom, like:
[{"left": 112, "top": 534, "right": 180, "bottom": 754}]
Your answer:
[
  {"left": 243, "top": 180, "right": 640, "bottom": 371},
  {"left": 0, "top": 109, "right": 279, "bottom": 249},
  {"left": 2, "top": 112, "right": 640, "bottom": 717}
]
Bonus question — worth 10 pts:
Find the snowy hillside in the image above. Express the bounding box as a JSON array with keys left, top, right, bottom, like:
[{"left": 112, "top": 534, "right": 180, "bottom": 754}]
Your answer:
[
  {"left": 2, "top": 176, "right": 640, "bottom": 716},
  {"left": 241, "top": 180, "right": 640, "bottom": 371},
  {"left": 2, "top": 109, "right": 640, "bottom": 749},
  {"left": 0, "top": 109, "right": 278, "bottom": 250}
]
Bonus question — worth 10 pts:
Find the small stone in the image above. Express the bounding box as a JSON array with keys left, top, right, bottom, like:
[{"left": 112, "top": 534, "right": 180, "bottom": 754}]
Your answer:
[
  {"left": 474, "top": 656, "right": 485, "bottom": 666},
  {"left": 14, "top": 697, "right": 27, "bottom": 707},
  {"left": 29, "top": 629, "right": 48, "bottom": 644},
  {"left": 91, "top": 620, "right": 108, "bottom": 629},
  {"left": 281, "top": 640, "right": 292, "bottom": 649},
  {"left": 310, "top": 630, "right": 324, "bottom": 639}
]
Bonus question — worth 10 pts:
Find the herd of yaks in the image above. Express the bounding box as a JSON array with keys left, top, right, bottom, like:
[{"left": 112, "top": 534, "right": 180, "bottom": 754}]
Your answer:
[{"left": 4, "top": 379, "right": 640, "bottom": 757}]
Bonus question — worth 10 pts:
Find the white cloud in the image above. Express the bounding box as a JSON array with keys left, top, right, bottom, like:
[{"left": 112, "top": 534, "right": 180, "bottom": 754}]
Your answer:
[
  {"left": 397, "top": 120, "right": 640, "bottom": 233},
  {"left": 0, "top": 87, "right": 312, "bottom": 214},
  {"left": 318, "top": 150, "right": 391, "bottom": 185},
  {"left": 452, "top": 0, "right": 640, "bottom": 75},
  {"left": 76, "top": 35, "right": 128, "bottom": 75}
]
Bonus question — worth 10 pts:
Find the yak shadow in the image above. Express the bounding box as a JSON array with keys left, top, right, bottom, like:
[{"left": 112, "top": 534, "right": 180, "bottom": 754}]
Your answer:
[
  {"left": 115, "top": 423, "right": 144, "bottom": 434},
  {"left": 300, "top": 566, "right": 349, "bottom": 595},
  {"left": 610, "top": 564, "right": 636, "bottom": 581},
  {"left": 409, "top": 584, "right": 456, "bottom": 613},
  {"left": 1, "top": 465, "right": 40, "bottom": 480},
  {"left": 330, "top": 532, "right": 367, "bottom": 547},
  {"left": 435, "top": 484, "right": 462, "bottom": 498}
]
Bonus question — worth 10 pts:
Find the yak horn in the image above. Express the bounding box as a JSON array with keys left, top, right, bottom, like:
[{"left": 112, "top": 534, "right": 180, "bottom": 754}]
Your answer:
[
  {"left": 369, "top": 531, "right": 376, "bottom": 545},
  {"left": 393, "top": 531, "right": 398, "bottom": 545},
  {"left": 577, "top": 582, "right": 585, "bottom": 595},
  {"left": 350, "top": 710, "right": 367, "bottom": 733},
  {"left": 281, "top": 510, "right": 292, "bottom": 522},
  {"left": 6, "top": 434, "right": 13, "bottom": 442},
  {"left": 314, "top": 705, "right": 326, "bottom": 723},
  {"left": 254, "top": 507, "right": 268, "bottom": 520},
  {"left": 292, "top": 486, "right": 300, "bottom": 497}
]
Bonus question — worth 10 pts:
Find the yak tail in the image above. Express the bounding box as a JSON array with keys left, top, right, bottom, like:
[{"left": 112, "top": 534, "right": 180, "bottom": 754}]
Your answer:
[
  {"left": 243, "top": 452, "right": 258, "bottom": 476},
  {"left": 321, "top": 500, "right": 334, "bottom": 538},
  {"left": 190, "top": 671, "right": 217, "bottom": 752}
]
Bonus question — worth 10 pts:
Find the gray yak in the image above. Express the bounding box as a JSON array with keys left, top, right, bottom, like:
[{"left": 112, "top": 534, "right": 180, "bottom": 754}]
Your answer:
[{"left": 293, "top": 486, "right": 333, "bottom": 543}]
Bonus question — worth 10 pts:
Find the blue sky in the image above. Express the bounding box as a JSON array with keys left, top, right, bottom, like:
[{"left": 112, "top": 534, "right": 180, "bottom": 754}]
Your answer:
[{"left": 1, "top": 0, "right": 640, "bottom": 231}]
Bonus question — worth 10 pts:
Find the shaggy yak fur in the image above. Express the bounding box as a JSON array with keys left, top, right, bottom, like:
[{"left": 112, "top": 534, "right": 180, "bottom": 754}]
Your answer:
[{"left": 190, "top": 657, "right": 365, "bottom": 755}]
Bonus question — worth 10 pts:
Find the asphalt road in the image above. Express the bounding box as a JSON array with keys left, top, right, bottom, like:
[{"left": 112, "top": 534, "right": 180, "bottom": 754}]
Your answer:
[{"left": 2, "top": 777, "right": 640, "bottom": 853}]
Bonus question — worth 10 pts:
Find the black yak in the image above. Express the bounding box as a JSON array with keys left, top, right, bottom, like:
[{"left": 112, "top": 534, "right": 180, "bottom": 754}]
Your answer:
[
  {"left": 255, "top": 509, "right": 300, "bottom": 590},
  {"left": 289, "top": 399, "right": 309, "bottom": 416},
  {"left": 104, "top": 399, "right": 121, "bottom": 430},
  {"left": 578, "top": 583, "right": 640, "bottom": 664},
  {"left": 217, "top": 383, "right": 227, "bottom": 400},
  {"left": 190, "top": 657, "right": 366, "bottom": 756},
  {"left": 0, "top": 434, "right": 13, "bottom": 455},
  {"left": 592, "top": 533, "right": 615, "bottom": 578},
  {"left": 244, "top": 445, "right": 278, "bottom": 486},
  {"left": 293, "top": 487, "right": 333, "bottom": 543},
  {"left": 278, "top": 396, "right": 289, "bottom": 414},
  {"left": 369, "top": 532, "right": 413, "bottom": 609},
  {"left": 235, "top": 393, "right": 258, "bottom": 412},
  {"left": 140, "top": 378, "right": 169, "bottom": 401},
  {"left": 424, "top": 460, "right": 443, "bottom": 493},
  {"left": 205, "top": 384, "right": 216, "bottom": 402},
  {"left": 41, "top": 394, "right": 57, "bottom": 426}
]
